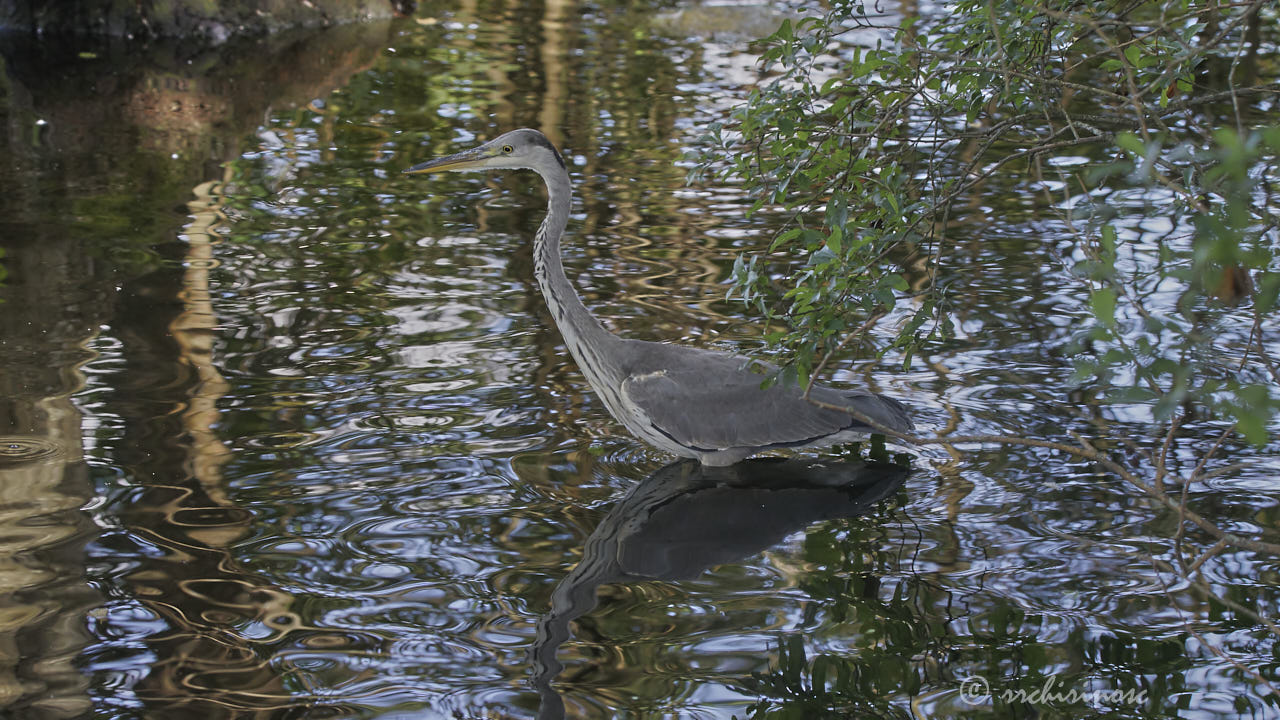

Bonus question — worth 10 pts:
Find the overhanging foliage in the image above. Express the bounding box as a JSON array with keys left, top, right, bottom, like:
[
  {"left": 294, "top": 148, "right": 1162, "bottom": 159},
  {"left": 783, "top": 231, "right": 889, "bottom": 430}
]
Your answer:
[{"left": 696, "top": 0, "right": 1279, "bottom": 440}]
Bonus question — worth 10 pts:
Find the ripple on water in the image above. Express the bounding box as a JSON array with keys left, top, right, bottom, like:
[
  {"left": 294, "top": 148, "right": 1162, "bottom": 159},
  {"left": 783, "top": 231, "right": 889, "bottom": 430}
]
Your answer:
[
  {"left": 349, "top": 517, "right": 429, "bottom": 550},
  {"left": 352, "top": 515, "right": 468, "bottom": 549},
  {"left": 254, "top": 532, "right": 340, "bottom": 556},
  {"left": 388, "top": 633, "right": 492, "bottom": 664},
  {"left": 321, "top": 600, "right": 476, "bottom": 637},
  {"left": 0, "top": 436, "right": 65, "bottom": 465},
  {"left": 351, "top": 560, "right": 415, "bottom": 582},
  {"left": 296, "top": 629, "right": 388, "bottom": 652},
  {"left": 242, "top": 430, "right": 324, "bottom": 449},
  {"left": 350, "top": 412, "right": 459, "bottom": 431}
]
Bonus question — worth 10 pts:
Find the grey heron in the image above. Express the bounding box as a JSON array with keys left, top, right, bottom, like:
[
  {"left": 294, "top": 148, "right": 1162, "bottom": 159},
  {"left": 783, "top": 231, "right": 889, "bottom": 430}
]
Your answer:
[{"left": 406, "top": 128, "right": 913, "bottom": 466}]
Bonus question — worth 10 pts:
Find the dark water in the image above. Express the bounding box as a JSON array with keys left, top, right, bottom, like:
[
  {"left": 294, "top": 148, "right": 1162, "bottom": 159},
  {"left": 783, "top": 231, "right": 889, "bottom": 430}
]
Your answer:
[{"left": 1, "top": 2, "right": 1278, "bottom": 719}]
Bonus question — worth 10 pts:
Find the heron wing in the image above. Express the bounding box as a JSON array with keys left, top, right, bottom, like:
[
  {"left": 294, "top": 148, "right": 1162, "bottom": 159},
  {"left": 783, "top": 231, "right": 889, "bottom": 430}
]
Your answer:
[{"left": 618, "top": 341, "right": 912, "bottom": 453}]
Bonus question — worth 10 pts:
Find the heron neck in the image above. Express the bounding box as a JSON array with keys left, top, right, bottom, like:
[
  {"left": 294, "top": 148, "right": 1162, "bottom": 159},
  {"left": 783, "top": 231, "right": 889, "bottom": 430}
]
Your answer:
[{"left": 533, "top": 164, "right": 615, "bottom": 355}]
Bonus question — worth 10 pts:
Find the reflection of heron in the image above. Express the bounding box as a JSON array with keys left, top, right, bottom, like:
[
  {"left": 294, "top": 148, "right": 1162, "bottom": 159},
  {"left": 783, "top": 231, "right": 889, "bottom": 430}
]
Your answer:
[
  {"left": 526, "top": 456, "right": 911, "bottom": 720},
  {"left": 407, "top": 129, "right": 912, "bottom": 465}
]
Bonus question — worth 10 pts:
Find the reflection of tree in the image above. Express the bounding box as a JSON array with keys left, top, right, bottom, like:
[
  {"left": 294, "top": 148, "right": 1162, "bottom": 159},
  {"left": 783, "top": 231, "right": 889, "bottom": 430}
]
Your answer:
[
  {"left": 735, "top": 531, "right": 960, "bottom": 719},
  {"left": 530, "top": 457, "right": 909, "bottom": 719},
  {"left": 0, "top": 1, "right": 404, "bottom": 39},
  {"left": 0, "top": 227, "right": 106, "bottom": 719},
  {"left": 0, "top": 22, "right": 401, "bottom": 717},
  {"left": 103, "top": 173, "right": 302, "bottom": 718},
  {"left": 0, "top": 23, "right": 390, "bottom": 259}
]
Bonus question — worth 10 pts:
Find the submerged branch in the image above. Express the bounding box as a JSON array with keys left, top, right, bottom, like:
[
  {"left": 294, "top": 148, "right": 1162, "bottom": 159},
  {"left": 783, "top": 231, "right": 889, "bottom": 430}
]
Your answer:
[{"left": 803, "top": 393, "right": 1280, "bottom": 558}]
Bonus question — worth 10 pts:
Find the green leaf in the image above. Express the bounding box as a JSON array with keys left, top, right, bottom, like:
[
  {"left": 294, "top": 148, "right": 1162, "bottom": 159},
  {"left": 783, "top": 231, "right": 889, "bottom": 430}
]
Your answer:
[
  {"left": 1100, "top": 224, "right": 1116, "bottom": 255},
  {"left": 828, "top": 226, "right": 844, "bottom": 256},
  {"left": 826, "top": 194, "right": 849, "bottom": 229},
  {"left": 808, "top": 246, "right": 837, "bottom": 266},
  {"left": 1123, "top": 44, "right": 1141, "bottom": 68},
  {"left": 1090, "top": 287, "right": 1118, "bottom": 328},
  {"left": 1115, "top": 132, "right": 1146, "bottom": 157},
  {"left": 1257, "top": 271, "right": 1280, "bottom": 314},
  {"left": 777, "top": 18, "right": 794, "bottom": 41},
  {"left": 770, "top": 227, "right": 804, "bottom": 252},
  {"left": 1236, "top": 413, "right": 1269, "bottom": 446}
]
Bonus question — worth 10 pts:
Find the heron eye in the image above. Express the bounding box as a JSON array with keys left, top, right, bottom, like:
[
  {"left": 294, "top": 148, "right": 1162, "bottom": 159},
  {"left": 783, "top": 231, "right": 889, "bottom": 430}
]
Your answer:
[{"left": 502, "top": 145, "right": 514, "bottom": 154}]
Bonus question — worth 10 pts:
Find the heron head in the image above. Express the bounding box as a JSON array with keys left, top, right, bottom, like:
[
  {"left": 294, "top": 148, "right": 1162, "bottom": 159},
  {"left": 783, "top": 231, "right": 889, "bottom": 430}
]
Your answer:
[{"left": 405, "top": 128, "right": 565, "bottom": 175}]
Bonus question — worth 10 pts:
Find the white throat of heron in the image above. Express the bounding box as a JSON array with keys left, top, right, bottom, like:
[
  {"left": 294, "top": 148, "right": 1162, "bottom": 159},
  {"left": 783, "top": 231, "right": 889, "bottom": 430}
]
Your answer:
[{"left": 528, "top": 161, "right": 620, "bottom": 384}]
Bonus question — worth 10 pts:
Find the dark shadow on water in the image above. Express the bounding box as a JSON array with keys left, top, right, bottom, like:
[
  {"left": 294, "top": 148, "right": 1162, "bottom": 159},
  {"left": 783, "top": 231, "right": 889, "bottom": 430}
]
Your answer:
[{"left": 530, "top": 456, "right": 910, "bottom": 720}]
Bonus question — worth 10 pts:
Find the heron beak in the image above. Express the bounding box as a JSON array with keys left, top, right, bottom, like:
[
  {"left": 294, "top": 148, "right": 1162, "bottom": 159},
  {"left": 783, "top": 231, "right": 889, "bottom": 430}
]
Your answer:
[{"left": 404, "top": 145, "right": 494, "bottom": 175}]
